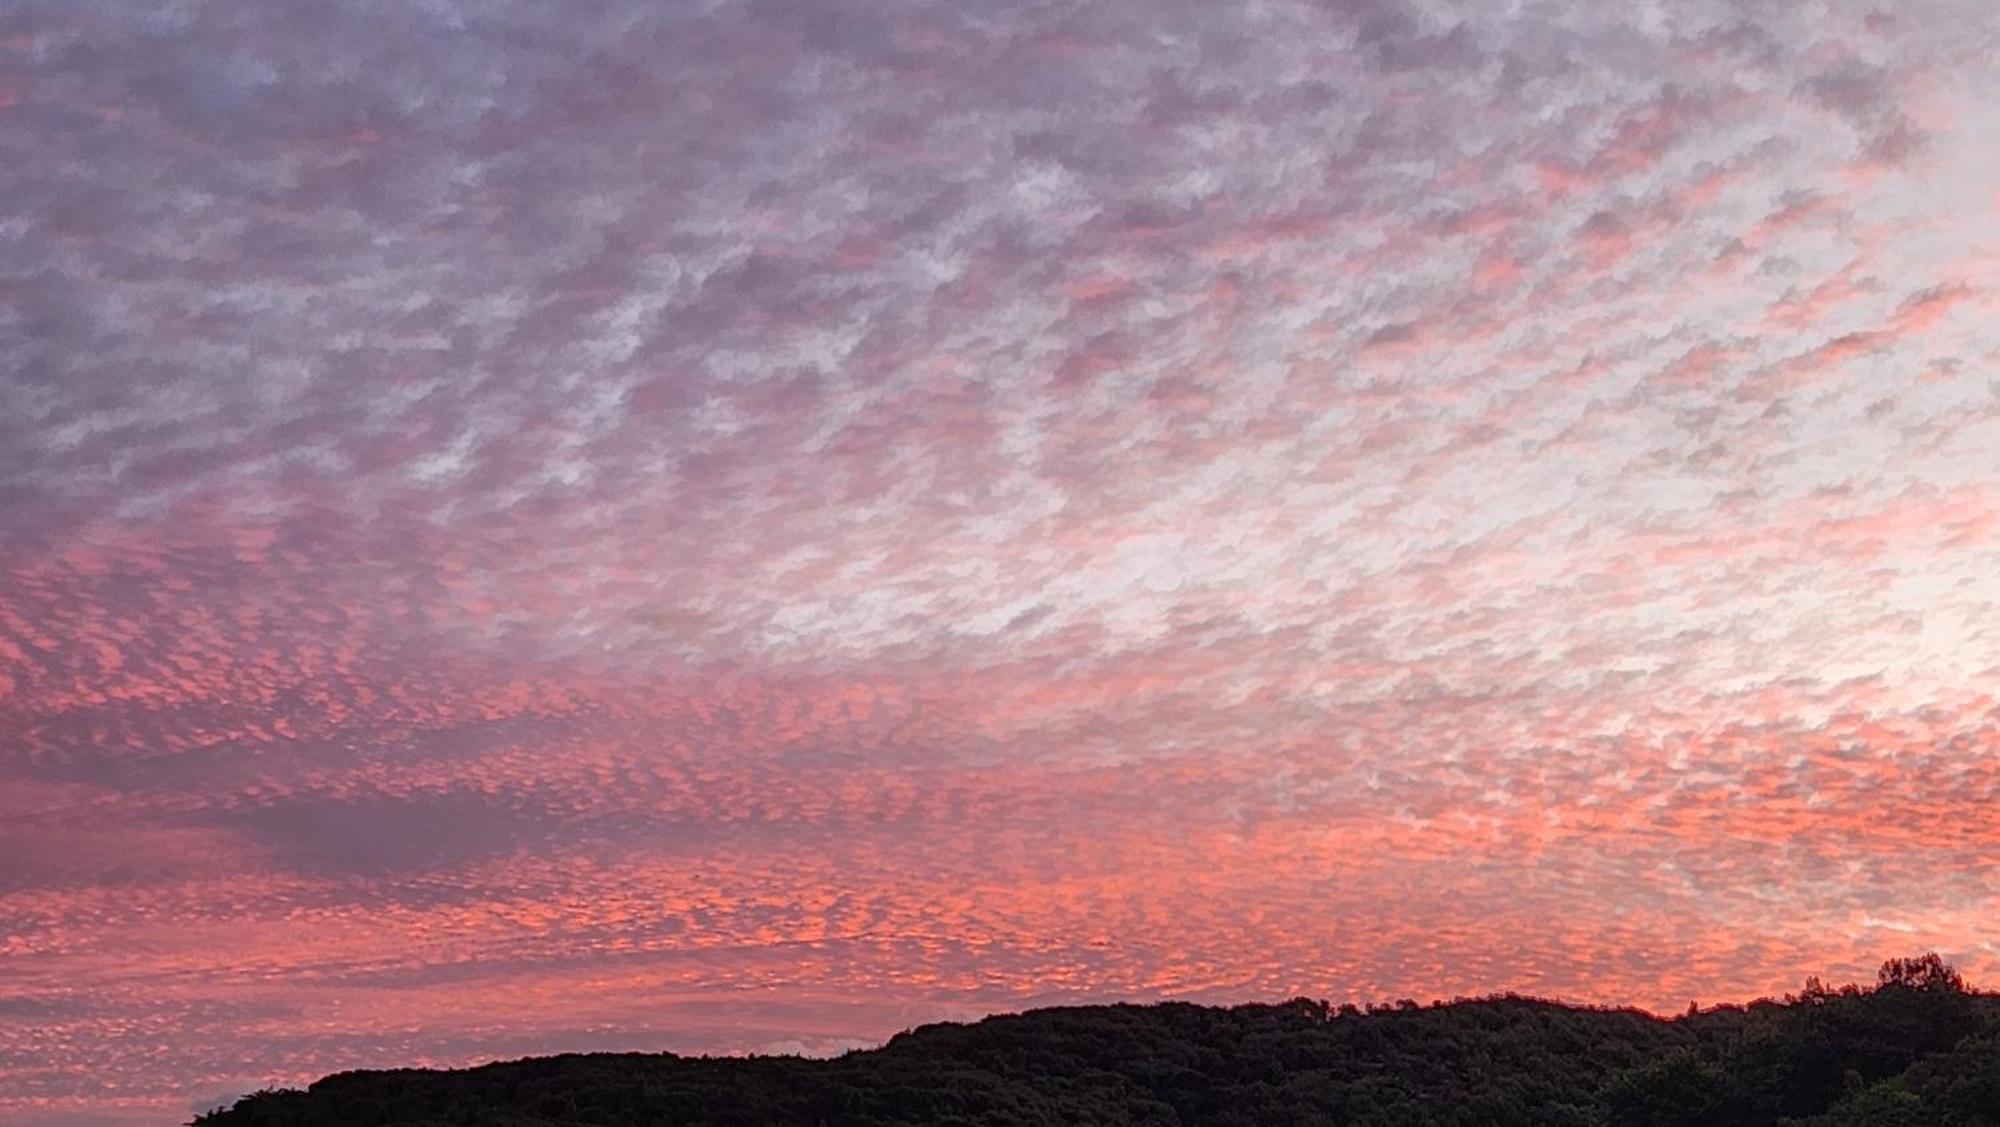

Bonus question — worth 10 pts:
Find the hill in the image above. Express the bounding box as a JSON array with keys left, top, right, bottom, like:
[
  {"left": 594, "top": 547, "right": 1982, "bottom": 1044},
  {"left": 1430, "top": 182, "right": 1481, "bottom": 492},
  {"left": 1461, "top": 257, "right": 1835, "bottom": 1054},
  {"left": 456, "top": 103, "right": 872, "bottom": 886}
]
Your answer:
[{"left": 194, "top": 955, "right": 2000, "bottom": 1126}]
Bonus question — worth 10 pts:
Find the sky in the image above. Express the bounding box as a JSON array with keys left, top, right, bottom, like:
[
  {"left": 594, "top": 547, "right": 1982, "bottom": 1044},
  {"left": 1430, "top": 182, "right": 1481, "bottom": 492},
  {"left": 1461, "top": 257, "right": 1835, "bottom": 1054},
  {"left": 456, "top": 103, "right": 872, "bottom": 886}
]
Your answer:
[{"left": 3, "top": 0, "right": 2000, "bottom": 1121}]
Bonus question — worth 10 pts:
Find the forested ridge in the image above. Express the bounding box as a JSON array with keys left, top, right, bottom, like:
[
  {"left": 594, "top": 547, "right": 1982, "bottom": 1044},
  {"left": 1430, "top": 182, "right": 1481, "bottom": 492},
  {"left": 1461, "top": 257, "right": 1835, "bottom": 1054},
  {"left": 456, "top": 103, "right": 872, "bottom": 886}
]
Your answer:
[{"left": 195, "top": 954, "right": 2000, "bottom": 1126}]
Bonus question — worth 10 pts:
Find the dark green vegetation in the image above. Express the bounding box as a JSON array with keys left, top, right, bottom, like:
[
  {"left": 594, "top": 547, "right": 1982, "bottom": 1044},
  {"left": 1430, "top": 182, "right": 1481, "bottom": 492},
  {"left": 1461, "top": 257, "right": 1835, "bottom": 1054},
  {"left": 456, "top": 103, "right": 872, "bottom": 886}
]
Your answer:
[{"left": 195, "top": 955, "right": 2000, "bottom": 1126}]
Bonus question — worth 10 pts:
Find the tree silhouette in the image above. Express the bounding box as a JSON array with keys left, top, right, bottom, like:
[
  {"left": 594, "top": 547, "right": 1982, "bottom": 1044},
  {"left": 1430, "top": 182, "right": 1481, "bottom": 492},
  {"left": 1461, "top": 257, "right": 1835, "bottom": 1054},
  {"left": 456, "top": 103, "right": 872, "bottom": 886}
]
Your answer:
[
  {"left": 1876, "top": 953, "right": 1966, "bottom": 993},
  {"left": 193, "top": 953, "right": 1996, "bottom": 1127}
]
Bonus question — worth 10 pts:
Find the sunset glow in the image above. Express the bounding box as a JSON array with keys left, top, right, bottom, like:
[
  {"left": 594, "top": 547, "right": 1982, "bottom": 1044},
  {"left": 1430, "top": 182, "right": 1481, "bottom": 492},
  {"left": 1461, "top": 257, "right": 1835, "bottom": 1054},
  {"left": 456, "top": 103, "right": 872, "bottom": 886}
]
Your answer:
[{"left": 5, "top": 2, "right": 2000, "bottom": 1123}]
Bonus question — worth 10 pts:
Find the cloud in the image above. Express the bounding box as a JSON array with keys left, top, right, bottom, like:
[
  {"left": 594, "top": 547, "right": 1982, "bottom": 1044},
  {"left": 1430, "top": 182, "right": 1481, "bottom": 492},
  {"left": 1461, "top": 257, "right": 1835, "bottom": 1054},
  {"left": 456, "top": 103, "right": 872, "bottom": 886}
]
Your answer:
[{"left": 6, "top": 0, "right": 2000, "bottom": 1121}]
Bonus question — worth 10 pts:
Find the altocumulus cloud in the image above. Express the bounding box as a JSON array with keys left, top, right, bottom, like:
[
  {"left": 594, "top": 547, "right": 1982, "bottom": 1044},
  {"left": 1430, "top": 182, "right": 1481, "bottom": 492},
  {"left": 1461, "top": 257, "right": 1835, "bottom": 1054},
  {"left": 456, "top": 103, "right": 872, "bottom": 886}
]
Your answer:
[{"left": 3, "top": 0, "right": 2000, "bottom": 1123}]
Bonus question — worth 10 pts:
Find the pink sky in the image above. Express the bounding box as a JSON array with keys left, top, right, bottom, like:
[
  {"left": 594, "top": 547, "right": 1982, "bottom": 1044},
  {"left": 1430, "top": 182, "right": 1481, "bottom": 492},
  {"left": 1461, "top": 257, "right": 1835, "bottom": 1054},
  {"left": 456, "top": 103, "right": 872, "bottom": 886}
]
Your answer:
[{"left": 5, "top": 1, "right": 2000, "bottom": 1122}]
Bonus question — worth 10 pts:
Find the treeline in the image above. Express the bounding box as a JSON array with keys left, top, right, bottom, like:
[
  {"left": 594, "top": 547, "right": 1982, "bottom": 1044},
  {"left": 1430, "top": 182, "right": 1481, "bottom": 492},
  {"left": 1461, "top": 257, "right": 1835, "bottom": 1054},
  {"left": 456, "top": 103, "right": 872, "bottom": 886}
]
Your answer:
[{"left": 195, "top": 954, "right": 2000, "bottom": 1125}]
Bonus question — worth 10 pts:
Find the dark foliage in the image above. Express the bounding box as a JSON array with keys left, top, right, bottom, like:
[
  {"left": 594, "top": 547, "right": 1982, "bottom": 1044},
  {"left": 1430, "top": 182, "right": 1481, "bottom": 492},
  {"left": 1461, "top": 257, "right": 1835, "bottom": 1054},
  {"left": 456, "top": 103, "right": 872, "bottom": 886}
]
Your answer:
[{"left": 195, "top": 956, "right": 2000, "bottom": 1127}]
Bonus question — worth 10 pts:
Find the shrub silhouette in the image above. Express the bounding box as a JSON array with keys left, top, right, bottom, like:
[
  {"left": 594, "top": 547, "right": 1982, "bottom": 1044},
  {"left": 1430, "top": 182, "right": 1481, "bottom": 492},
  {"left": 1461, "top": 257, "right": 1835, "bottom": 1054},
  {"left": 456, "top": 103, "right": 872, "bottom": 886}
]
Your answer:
[{"left": 195, "top": 954, "right": 1997, "bottom": 1127}]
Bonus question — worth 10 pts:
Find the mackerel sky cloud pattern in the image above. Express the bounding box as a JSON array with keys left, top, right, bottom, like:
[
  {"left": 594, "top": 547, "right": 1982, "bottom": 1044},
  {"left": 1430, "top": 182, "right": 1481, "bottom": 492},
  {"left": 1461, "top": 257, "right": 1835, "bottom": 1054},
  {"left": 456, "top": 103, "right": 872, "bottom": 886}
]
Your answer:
[{"left": 5, "top": 0, "right": 2000, "bottom": 1121}]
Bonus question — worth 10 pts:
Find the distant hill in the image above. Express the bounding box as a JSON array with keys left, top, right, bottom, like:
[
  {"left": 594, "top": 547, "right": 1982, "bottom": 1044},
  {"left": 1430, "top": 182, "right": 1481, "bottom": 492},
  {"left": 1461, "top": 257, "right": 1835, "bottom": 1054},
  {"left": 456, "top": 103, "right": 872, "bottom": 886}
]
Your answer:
[{"left": 194, "top": 954, "right": 2000, "bottom": 1126}]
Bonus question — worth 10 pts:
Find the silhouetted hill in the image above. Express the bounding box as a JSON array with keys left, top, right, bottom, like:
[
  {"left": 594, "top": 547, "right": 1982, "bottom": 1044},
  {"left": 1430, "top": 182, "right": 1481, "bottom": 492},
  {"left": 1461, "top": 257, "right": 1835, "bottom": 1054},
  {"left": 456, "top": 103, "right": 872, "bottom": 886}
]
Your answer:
[{"left": 194, "top": 955, "right": 2000, "bottom": 1126}]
